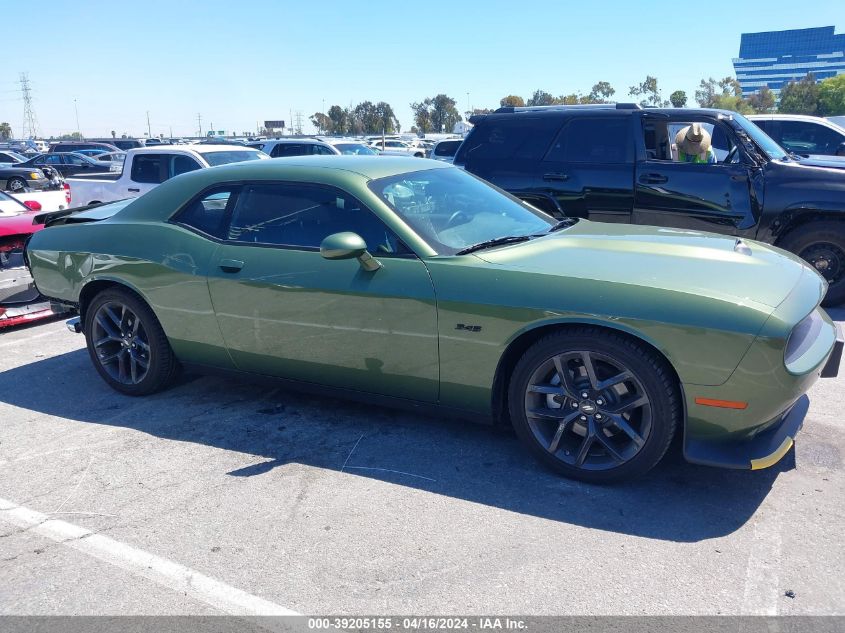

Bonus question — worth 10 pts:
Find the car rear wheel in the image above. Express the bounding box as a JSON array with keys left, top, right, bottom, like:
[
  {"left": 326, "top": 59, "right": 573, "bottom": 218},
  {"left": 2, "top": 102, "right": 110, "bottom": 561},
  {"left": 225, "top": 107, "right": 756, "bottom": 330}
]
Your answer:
[
  {"left": 779, "top": 221, "right": 845, "bottom": 306},
  {"left": 84, "top": 287, "right": 178, "bottom": 396},
  {"left": 7, "top": 177, "right": 26, "bottom": 191},
  {"left": 508, "top": 328, "right": 680, "bottom": 482}
]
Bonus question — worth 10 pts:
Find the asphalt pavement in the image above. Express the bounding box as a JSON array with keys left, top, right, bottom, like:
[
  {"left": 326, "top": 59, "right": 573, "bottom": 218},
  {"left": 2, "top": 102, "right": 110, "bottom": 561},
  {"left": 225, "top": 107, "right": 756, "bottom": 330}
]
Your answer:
[{"left": 0, "top": 311, "right": 843, "bottom": 616}]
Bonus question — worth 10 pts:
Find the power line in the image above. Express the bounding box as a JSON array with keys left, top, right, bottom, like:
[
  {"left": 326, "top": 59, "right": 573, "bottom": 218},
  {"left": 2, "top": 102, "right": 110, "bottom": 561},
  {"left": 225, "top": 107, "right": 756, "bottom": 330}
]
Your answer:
[{"left": 196, "top": 113, "right": 202, "bottom": 137}]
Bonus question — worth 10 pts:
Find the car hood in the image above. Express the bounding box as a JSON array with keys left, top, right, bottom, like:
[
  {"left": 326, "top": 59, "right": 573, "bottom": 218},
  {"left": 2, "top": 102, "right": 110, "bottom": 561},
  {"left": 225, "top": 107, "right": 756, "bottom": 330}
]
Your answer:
[
  {"left": 472, "top": 221, "right": 814, "bottom": 310},
  {"left": 795, "top": 155, "right": 845, "bottom": 170}
]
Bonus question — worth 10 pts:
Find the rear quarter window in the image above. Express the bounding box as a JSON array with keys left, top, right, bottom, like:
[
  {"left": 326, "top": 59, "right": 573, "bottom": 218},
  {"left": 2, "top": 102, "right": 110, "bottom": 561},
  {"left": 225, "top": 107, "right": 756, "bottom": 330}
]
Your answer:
[{"left": 456, "top": 117, "right": 562, "bottom": 167}]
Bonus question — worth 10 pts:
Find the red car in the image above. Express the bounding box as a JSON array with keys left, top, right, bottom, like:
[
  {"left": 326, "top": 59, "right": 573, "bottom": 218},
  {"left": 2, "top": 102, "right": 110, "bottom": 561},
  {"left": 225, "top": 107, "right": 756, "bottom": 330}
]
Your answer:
[{"left": 0, "top": 190, "right": 52, "bottom": 327}]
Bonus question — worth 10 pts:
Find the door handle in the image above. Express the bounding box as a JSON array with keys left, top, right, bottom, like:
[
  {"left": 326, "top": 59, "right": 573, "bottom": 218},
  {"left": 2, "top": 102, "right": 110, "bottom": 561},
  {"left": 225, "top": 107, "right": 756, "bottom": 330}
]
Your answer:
[
  {"left": 128, "top": 187, "right": 140, "bottom": 192},
  {"left": 639, "top": 173, "right": 668, "bottom": 184},
  {"left": 543, "top": 172, "right": 569, "bottom": 181},
  {"left": 218, "top": 259, "right": 244, "bottom": 273}
]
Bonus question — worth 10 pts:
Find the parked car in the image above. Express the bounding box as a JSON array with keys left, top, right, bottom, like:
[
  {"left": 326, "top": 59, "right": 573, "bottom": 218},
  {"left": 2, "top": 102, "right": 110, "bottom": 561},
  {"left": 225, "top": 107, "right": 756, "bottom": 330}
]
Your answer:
[
  {"left": 0, "top": 151, "right": 28, "bottom": 164},
  {"left": 749, "top": 114, "right": 845, "bottom": 157},
  {"left": 246, "top": 138, "right": 339, "bottom": 157},
  {"left": 429, "top": 139, "right": 463, "bottom": 163},
  {"left": 49, "top": 141, "right": 120, "bottom": 154},
  {"left": 73, "top": 149, "right": 110, "bottom": 158},
  {"left": 0, "top": 191, "right": 53, "bottom": 327},
  {"left": 0, "top": 164, "right": 53, "bottom": 192},
  {"left": 28, "top": 156, "right": 840, "bottom": 481},
  {"left": 66, "top": 145, "right": 268, "bottom": 207},
  {"left": 456, "top": 104, "right": 845, "bottom": 305},
  {"left": 368, "top": 139, "right": 425, "bottom": 157},
  {"left": 90, "top": 138, "right": 146, "bottom": 151},
  {"left": 21, "top": 152, "right": 113, "bottom": 178},
  {"left": 95, "top": 151, "right": 127, "bottom": 172},
  {"left": 323, "top": 139, "right": 379, "bottom": 155}
]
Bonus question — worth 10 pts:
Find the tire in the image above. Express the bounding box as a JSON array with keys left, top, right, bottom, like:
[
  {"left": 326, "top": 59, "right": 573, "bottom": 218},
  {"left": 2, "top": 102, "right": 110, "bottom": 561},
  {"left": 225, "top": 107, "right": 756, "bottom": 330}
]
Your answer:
[
  {"left": 779, "top": 221, "right": 845, "bottom": 306},
  {"left": 6, "top": 177, "right": 27, "bottom": 192},
  {"left": 83, "top": 287, "right": 178, "bottom": 396},
  {"left": 507, "top": 327, "right": 680, "bottom": 483}
]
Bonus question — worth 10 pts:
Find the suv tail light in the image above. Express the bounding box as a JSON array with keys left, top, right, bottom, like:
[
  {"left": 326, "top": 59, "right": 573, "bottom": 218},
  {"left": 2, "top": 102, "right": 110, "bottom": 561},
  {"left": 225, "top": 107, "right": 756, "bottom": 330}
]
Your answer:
[
  {"left": 23, "top": 200, "right": 42, "bottom": 211},
  {"left": 63, "top": 182, "right": 71, "bottom": 205}
]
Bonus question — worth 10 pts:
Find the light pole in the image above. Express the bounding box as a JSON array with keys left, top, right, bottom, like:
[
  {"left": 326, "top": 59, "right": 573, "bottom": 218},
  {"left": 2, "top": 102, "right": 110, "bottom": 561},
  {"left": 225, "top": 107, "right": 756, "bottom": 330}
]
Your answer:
[
  {"left": 74, "top": 98, "right": 81, "bottom": 138},
  {"left": 146, "top": 111, "right": 152, "bottom": 138}
]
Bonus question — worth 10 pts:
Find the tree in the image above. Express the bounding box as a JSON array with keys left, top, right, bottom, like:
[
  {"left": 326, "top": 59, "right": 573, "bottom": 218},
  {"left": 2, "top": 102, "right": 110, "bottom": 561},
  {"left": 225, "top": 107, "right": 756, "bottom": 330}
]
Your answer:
[
  {"left": 779, "top": 73, "right": 820, "bottom": 115},
  {"left": 374, "top": 101, "right": 400, "bottom": 134},
  {"left": 411, "top": 94, "right": 462, "bottom": 133},
  {"left": 588, "top": 81, "right": 615, "bottom": 103},
  {"left": 310, "top": 112, "right": 332, "bottom": 133},
  {"left": 558, "top": 93, "right": 581, "bottom": 105},
  {"left": 327, "top": 105, "right": 348, "bottom": 134},
  {"left": 410, "top": 100, "right": 432, "bottom": 133},
  {"left": 818, "top": 74, "right": 845, "bottom": 116},
  {"left": 694, "top": 76, "right": 752, "bottom": 113},
  {"left": 748, "top": 87, "right": 776, "bottom": 113},
  {"left": 526, "top": 89, "right": 556, "bottom": 106},
  {"left": 57, "top": 132, "right": 83, "bottom": 140},
  {"left": 669, "top": 90, "right": 687, "bottom": 108},
  {"left": 500, "top": 95, "right": 525, "bottom": 107},
  {"left": 110, "top": 130, "right": 116, "bottom": 139},
  {"left": 629, "top": 76, "right": 668, "bottom": 107},
  {"left": 0, "top": 122, "right": 11, "bottom": 141},
  {"left": 429, "top": 94, "right": 462, "bottom": 133}
]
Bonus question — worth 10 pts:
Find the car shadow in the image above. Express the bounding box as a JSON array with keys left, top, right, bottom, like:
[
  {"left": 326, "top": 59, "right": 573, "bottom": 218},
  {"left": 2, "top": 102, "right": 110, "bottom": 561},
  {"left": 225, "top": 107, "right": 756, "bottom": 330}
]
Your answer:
[{"left": 0, "top": 349, "right": 794, "bottom": 543}]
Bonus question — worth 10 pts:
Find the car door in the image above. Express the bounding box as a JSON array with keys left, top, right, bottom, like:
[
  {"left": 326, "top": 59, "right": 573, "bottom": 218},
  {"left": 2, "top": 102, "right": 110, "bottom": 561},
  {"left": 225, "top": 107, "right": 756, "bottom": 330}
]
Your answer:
[
  {"left": 61, "top": 153, "right": 94, "bottom": 176},
  {"left": 539, "top": 115, "right": 636, "bottom": 222},
  {"left": 206, "top": 181, "right": 439, "bottom": 402},
  {"left": 127, "top": 154, "right": 168, "bottom": 196},
  {"left": 34, "top": 154, "right": 66, "bottom": 175},
  {"left": 632, "top": 116, "right": 757, "bottom": 236}
]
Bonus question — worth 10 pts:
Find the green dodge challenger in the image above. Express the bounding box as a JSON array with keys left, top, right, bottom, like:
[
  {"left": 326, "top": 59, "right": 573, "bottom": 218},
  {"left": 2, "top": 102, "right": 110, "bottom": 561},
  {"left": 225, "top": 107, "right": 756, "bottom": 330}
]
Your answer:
[{"left": 27, "top": 156, "right": 842, "bottom": 481}]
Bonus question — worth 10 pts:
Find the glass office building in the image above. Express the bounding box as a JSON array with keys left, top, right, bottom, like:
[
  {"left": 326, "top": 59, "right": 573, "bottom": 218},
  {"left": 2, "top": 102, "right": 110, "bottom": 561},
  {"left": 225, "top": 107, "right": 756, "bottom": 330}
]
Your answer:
[{"left": 733, "top": 26, "right": 845, "bottom": 97}]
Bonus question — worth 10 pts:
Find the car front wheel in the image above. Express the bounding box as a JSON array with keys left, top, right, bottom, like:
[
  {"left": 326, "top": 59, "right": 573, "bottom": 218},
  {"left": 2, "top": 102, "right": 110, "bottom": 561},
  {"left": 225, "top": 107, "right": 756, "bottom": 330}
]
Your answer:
[
  {"left": 84, "top": 287, "right": 178, "bottom": 396},
  {"left": 508, "top": 328, "right": 680, "bottom": 482}
]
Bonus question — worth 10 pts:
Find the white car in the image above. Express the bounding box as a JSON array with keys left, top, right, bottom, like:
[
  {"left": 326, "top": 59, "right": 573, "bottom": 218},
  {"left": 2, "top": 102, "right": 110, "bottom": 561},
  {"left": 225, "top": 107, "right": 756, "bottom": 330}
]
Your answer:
[
  {"left": 429, "top": 138, "right": 463, "bottom": 163},
  {"left": 368, "top": 139, "right": 426, "bottom": 157},
  {"left": 748, "top": 114, "right": 845, "bottom": 157},
  {"left": 67, "top": 145, "right": 267, "bottom": 207},
  {"left": 322, "top": 139, "right": 380, "bottom": 155}
]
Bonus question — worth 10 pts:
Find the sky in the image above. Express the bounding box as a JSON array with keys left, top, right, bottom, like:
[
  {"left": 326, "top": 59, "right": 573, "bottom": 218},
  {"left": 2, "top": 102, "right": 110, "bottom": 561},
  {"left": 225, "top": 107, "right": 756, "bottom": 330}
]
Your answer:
[{"left": 3, "top": 0, "right": 844, "bottom": 139}]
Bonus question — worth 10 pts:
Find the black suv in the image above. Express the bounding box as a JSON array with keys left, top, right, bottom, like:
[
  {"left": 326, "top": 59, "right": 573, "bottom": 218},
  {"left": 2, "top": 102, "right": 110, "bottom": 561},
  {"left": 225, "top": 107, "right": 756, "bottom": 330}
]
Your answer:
[{"left": 455, "top": 104, "right": 845, "bottom": 304}]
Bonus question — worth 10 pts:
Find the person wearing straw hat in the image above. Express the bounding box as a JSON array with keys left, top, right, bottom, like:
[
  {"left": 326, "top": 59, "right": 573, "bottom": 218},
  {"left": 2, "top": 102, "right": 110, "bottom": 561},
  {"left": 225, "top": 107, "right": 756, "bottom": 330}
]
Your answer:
[{"left": 675, "top": 123, "right": 717, "bottom": 164}]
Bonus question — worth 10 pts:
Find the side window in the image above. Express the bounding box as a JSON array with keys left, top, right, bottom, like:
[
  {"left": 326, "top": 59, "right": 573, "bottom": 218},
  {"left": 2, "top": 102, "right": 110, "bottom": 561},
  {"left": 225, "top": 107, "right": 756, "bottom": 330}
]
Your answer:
[
  {"left": 173, "top": 187, "right": 239, "bottom": 239},
  {"left": 780, "top": 121, "right": 843, "bottom": 153},
  {"left": 545, "top": 117, "right": 633, "bottom": 163},
  {"left": 170, "top": 155, "right": 202, "bottom": 178},
  {"left": 313, "top": 144, "right": 335, "bottom": 155},
  {"left": 271, "top": 144, "right": 305, "bottom": 157},
  {"left": 461, "top": 117, "right": 562, "bottom": 164},
  {"left": 130, "top": 155, "right": 166, "bottom": 183},
  {"left": 227, "top": 183, "right": 408, "bottom": 254},
  {"left": 64, "top": 154, "right": 87, "bottom": 165}
]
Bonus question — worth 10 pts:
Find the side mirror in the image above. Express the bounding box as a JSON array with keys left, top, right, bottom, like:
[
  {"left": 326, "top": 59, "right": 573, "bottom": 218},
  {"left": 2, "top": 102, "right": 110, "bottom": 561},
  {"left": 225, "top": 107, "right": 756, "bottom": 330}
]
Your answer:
[
  {"left": 837, "top": 142, "right": 845, "bottom": 157},
  {"left": 320, "top": 232, "right": 382, "bottom": 272}
]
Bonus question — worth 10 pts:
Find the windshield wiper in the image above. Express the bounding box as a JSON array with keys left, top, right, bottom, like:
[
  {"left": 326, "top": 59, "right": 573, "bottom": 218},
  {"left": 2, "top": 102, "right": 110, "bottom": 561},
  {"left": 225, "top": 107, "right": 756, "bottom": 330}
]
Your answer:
[
  {"left": 545, "top": 218, "right": 579, "bottom": 233},
  {"left": 456, "top": 235, "right": 533, "bottom": 255}
]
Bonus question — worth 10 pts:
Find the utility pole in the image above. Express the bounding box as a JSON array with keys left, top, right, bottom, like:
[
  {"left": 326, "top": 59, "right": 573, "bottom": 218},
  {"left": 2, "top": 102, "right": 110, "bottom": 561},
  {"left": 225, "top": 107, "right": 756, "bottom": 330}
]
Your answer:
[
  {"left": 74, "top": 98, "right": 81, "bottom": 138},
  {"left": 146, "top": 111, "right": 152, "bottom": 138},
  {"left": 294, "top": 111, "right": 303, "bottom": 136},
  {"left": 20, "top": 73, "right": 38, "bottom": 139},
  {"left": 196, "top": 113, "right": 203, "bottom": 138}
]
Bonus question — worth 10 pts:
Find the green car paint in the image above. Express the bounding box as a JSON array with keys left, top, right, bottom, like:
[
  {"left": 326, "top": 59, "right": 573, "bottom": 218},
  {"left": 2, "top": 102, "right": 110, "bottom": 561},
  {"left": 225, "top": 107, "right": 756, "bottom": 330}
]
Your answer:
[{"left": 27, "top": 156, "right": 839, "bottom": 471}]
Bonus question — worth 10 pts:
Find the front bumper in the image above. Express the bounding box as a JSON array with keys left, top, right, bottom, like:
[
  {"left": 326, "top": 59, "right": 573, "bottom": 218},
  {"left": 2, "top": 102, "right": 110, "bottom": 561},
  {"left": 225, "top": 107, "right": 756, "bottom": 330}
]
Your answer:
[{"left": 685, "top": 395, "right": 807, "bottom": 470}]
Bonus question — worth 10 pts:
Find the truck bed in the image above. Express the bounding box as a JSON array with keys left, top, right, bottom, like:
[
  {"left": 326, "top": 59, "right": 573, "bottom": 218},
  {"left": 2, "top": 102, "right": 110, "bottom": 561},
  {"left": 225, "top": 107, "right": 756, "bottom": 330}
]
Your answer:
[{"left": 67, "top": 172, "right": 122, "bottom": 181}]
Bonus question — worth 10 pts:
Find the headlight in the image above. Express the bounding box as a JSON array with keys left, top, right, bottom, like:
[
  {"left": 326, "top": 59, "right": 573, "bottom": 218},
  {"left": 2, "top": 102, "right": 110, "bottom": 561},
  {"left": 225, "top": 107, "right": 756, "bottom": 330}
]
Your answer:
[
  {"left": 785, "top": 309, "right": 825, "bottom": 367},
  {"left": 29, "top": 172, "right": 43, "bottom": 180}
]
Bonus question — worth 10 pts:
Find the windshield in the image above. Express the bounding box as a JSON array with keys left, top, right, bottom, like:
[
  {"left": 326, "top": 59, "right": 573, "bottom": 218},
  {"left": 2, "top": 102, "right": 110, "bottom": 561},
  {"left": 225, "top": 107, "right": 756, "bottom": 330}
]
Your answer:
[
  {"left": 732, "top": 113, "right": 788, "bottom": 160},
  {"left": 197, "top": 149, "right": 268, "bottom": 166},
  {"left": 0, "top": 152, "right": 27, "bottom": 163},
  {"left": 369, "top": 167, "right": 555, "bottom": 255},
  {"left": 334, "top": 143, "right": 378, "bottom": 156}
]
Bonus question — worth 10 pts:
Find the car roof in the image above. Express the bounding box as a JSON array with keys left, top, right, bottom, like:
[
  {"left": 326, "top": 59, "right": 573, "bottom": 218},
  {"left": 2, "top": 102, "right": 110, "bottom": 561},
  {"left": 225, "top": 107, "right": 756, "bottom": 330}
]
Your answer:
[
  {"left": 259, "top": 138, "right": 329, "bottom": 145},
  {"left": 128, "top": 144, "right": 262, "bottom": 154}
]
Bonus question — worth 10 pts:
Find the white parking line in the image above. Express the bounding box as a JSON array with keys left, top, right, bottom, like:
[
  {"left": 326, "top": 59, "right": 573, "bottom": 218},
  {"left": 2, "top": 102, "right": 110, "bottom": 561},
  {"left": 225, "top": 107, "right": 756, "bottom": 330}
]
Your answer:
[
  {"left": 0, "top": 497, "right": 300, "bottom": 616},
  {"left": 0, "top": 327, "right": 65, "bottom": 349}
]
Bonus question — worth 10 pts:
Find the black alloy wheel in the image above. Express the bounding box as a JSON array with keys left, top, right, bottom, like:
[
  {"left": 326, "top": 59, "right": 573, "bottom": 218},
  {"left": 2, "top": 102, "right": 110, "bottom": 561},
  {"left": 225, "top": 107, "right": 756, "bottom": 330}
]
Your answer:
[
  {"left": 779, "top": 221, "right": 845, "bottom": 306},
  {"left": 84, "top": 288, "right": 178, "bottom": 395},
  {"left": 508, "top": 328, "right": 679, "bottom": 482}
]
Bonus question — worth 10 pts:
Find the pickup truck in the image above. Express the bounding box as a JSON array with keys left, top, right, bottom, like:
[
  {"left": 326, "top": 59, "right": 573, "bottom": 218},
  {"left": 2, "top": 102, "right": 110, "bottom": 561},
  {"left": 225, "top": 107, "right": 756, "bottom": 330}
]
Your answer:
[
  {"left": 9, "top": 187, "right": 71, "bottom": 212},
  {"left": 457, "top": 105, "right": 845, "bottom": 305},
  {"left": 67, "top": 145, "right": 267, "bottom": 207}
]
